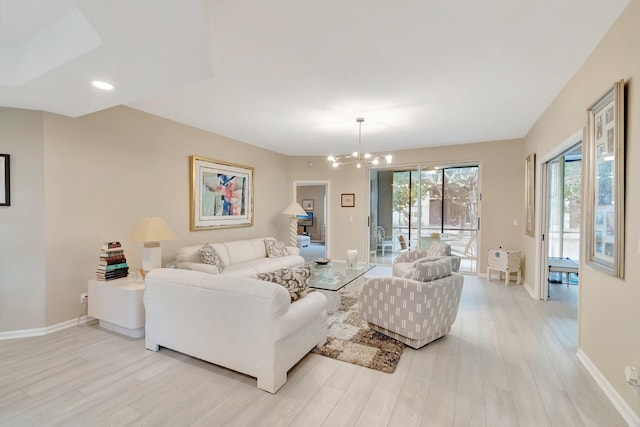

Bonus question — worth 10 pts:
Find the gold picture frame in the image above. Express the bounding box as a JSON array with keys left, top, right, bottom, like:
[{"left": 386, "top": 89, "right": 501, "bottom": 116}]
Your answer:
[
  {"left": 584, "top": 80, "right": 625, "bottom": 278},
  {"left": 524, "top": 153, "right": 535, "bottom": 237},
  {"left": 190, "top": 156, "right": 254, "bottom": 230}
]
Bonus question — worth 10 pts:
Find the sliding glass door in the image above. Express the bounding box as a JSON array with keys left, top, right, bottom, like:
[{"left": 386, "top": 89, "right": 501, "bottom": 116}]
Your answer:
[{"left": 388, "top": 164, "right": 479, "bottom": 272}]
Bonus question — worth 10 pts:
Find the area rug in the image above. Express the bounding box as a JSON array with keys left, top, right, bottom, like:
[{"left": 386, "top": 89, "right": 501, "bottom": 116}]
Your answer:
[{"left": 312, "top": 290, "right": 404, "bottom": 373}]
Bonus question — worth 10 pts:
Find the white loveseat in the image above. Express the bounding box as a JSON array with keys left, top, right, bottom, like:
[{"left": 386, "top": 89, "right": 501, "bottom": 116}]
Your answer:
[
  {"left": 175, "top": 237, "right": 304, "bottom": 276},
  {"left": 144, "top": 268, "right": 328, "bottom": 393}
]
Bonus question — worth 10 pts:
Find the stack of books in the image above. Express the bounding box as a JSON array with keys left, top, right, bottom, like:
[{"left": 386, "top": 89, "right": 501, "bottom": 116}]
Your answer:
[{"left": 97, "top": 242, "right": 129, "bottom": 281}]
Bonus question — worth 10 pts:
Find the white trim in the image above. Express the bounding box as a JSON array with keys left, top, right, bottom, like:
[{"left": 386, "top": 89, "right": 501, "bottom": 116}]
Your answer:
[
  {"left": 0, "top": 316, "right": 97, "bottom": 340},
  {"left": 535, "top": 128, "right": 584, "bottom": 300},
  {"left": 522, "top": 280, "right": 538, "bottom": 299},
  {"left": 292, "top": 180, "right": 330, "bottom": 259},
  {"left": 577, "top": 349, "right": 640, "bottom": 427}
]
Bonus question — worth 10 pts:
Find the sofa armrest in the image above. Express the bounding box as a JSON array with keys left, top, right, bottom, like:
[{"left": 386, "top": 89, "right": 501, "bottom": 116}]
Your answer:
[{"left": 176, "top": 261, "right": 221, "bottom": 275}]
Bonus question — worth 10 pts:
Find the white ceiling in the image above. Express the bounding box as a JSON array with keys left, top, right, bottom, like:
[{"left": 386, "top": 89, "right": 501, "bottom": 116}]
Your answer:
[{"left": 0, "top": 0, "right": 630, "bottom": 156}]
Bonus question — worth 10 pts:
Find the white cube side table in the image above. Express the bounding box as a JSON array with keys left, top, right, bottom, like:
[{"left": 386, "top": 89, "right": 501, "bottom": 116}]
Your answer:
[
  {"left": 88, "top": 277, "right": 145, "bottom": 338},
  {"left": 487, "top": 249, "right": 522, "bottom": 286}
]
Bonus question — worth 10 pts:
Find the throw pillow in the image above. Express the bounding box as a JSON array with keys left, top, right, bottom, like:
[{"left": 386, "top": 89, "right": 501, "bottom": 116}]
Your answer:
[
  {"left": 257, "top": 265, "right": 311, "bottom": 302},
  {"left": 198, "top": 243, "right": 225, "bottom": 272},
  {"left": 264, "top": 238, "right": 288, "bottom": 258},
  {"left": 412, "top": 258, "right": 452, "bottom": 282}
]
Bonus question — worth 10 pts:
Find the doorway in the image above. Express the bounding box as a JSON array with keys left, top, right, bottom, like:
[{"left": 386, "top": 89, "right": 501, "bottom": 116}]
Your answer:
[
  {"left": 541, "top": 143, "right": 582, "bottom": 300},
  {"left": 293, "top": 181, "right": 329, "bottom": 262}
]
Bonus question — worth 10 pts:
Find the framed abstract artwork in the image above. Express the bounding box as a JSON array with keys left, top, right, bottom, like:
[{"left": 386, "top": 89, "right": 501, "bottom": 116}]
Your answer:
[
  {"left": 0, "top": 154, "right": 9, "bottom": 207},
  {"left": 190, "top": 156, "right": 254, "bottom": 230},
  {"left": 524, "top": 153, "right": 535, "bottom": 237},
  {"left": 584, "top": 80, "right": 625, "bottom": 278}
]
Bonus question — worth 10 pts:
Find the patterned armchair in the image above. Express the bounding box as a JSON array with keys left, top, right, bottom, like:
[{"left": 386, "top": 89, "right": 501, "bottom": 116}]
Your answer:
[{"left": 360, "top": 257, "right": 463, "bottom": 349}]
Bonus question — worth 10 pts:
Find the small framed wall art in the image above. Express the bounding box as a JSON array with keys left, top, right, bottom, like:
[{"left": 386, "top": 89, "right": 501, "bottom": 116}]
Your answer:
[
  {"left": 190, "top": 156, "right": 254, "bottom": 230},
  {"left": 584, "top": 80, "right": 625, "bottom": 278},
  {"left": 341, "top": 193, "right": 355, "bottom": 207},
  {"left": 0, "top": 154, "right": 9, "bottom": 206},
  {"left": 302, "top": 199, "right": 314, "bottom": 211}
]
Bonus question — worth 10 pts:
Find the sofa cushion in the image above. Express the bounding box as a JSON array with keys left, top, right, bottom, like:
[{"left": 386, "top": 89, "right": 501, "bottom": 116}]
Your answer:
[
  {"left": 412, "top": 258, "right": 452, "bottom": 282},
  {"left": 257, "top": 265, "right": 311, "bottom": 302},
  {"left": 265, "top": 239, "right": 288, "bottom": 258},
  {"left": 199, "top": 243, "right": 225, "bottom": 272}
]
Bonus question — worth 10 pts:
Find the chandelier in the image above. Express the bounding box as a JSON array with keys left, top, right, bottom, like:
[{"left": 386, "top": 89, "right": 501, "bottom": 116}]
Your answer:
[{"left": 327, "top": 118, "right": 392, "bottom": 168}]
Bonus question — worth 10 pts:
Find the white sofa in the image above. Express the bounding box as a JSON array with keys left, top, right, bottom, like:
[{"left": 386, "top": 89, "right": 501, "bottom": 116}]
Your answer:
[
  {"left": 175, "top": 237, "right": 304, "bottom": 276},
  {"left": 144, "top": 268, "right": 328, "bottom": 393}
]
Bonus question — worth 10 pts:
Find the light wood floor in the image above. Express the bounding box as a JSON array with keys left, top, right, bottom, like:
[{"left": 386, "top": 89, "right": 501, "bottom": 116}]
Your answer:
[{"left": 0, "top": 276, "right": 625, "bottom": 426}]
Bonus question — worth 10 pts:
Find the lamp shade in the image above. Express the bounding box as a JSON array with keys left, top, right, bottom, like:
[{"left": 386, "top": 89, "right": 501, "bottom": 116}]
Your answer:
[
  {"left": 131, "top": 217, "right": 177, "bottom": 242},
  {"left": 281, "top": 202, "right": 307, "bottom": 217}
]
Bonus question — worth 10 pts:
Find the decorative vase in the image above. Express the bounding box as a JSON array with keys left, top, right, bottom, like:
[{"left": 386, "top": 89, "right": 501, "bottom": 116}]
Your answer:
[{"left": 346, "top": 249, "right": 358, "bottom": 268}]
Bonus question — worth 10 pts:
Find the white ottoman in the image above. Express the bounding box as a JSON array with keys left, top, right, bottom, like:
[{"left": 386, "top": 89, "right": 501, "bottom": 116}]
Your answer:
[{"left": 296, "top": 235, "right": 311, "bottom": 248}]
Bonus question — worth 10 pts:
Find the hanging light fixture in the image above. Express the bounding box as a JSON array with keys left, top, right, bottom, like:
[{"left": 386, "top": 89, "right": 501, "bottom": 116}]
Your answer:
[{"left": 327, "top": 118, "right": 392, "bottom": 168}]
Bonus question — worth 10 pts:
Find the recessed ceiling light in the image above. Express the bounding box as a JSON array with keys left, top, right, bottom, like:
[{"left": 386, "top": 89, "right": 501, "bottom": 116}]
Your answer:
[{"left": 92, "top": 80, "right": 114, "bottom": 91}]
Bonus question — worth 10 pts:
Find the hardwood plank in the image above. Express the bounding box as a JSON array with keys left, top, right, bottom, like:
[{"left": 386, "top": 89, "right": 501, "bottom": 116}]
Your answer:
[{"left": 0, "top": 275, "right": 629, "bottom": 426}]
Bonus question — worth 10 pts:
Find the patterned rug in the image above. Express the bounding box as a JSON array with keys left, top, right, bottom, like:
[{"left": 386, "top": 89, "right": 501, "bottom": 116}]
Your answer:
[{"left": 312, "top": 290, "right": 404, "bottom": 373}]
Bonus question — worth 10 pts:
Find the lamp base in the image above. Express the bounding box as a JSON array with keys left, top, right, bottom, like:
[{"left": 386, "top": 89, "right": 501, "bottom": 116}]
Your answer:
[
  {"left": 142, "top": 242, "right": 161, "bottom": 272},
  {"left": 288, "top": 217, "right": 298, "bottom": 247}
]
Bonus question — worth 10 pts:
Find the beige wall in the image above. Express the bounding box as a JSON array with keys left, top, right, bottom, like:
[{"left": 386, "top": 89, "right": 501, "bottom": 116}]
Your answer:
[
  {"left": 0, "top": 108, "right": 46, "bottom": 331},
  {"left": 289, "top": 138, "right": 525, "bottom": 271},
  {"left": 523, "top": 0, "right": 640, "bottom": 414},
  {"left": 0, "top": 106, "right": 292, "bottom": 330}
]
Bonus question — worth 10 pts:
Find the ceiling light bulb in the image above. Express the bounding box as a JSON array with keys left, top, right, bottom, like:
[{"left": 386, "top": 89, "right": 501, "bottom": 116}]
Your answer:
[
  {"left": 385, "top": 155, "right": 393, "bottom": 163},
  {"left": 356, "top": 162, "right": 362, "bottom": 168},
  {"left": 327, "top": 155, "right": 335, "bottom": 162},
  {"left": 352, "top": 151, "right": 359, "bottom": 158},
  {"left": 92, "top": 80, "right": 114, "bottom": 91},
  {"left": 332, "top": 162, "right": 339, "bottom": 168},
  {"left": 364, "top": 153, "right": 372, "bottom": 159},
  {"left": 372, "top": 159, "right": 379, "bottom": 165}
]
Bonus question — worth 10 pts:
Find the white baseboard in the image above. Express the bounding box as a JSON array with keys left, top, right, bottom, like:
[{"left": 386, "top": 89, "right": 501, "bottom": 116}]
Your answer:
[
  {"left": 0, "top": 316, "right": 97, "bottom": 341},
  {"left": 577, "top": 349, "right": 640, "bottom": 426},
  {"left": 522, "top": 280, "right": 538, "bottom": 299}
]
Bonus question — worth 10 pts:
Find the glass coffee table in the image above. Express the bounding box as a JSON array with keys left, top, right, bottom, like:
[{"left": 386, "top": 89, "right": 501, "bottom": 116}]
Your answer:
[{"left": 308, "top": 261, "right": 375, "bottom": 313}]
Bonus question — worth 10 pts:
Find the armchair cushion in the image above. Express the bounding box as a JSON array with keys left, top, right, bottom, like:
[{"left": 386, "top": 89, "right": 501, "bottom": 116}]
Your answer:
[
  {"left": 425, "top": 240, "right": 452, "bottom": 257},
  {"left": 412, "top": 258, "right": 452, "bottom": 282},
  {"left": 393, "top": 248, "right": 460, "bottom": 275}
]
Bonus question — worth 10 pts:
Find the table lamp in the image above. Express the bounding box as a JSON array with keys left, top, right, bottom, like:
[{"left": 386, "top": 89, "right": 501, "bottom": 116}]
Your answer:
[
  {"left": 131, "top": 217, "right": 177, "bottom": 273},
  {"left": 281, "top": 202, "right": 307, "bottom": 247}
]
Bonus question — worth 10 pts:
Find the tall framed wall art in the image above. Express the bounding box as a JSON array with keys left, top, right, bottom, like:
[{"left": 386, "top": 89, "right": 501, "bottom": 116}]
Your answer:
[{"left": 584, "top": 80, "right": 625, "bottom": 278}]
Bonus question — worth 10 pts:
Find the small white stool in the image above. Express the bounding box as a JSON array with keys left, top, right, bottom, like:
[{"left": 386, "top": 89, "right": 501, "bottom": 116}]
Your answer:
[{"left": 296, "top": 235, "right": 310, "bottom": 248}]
